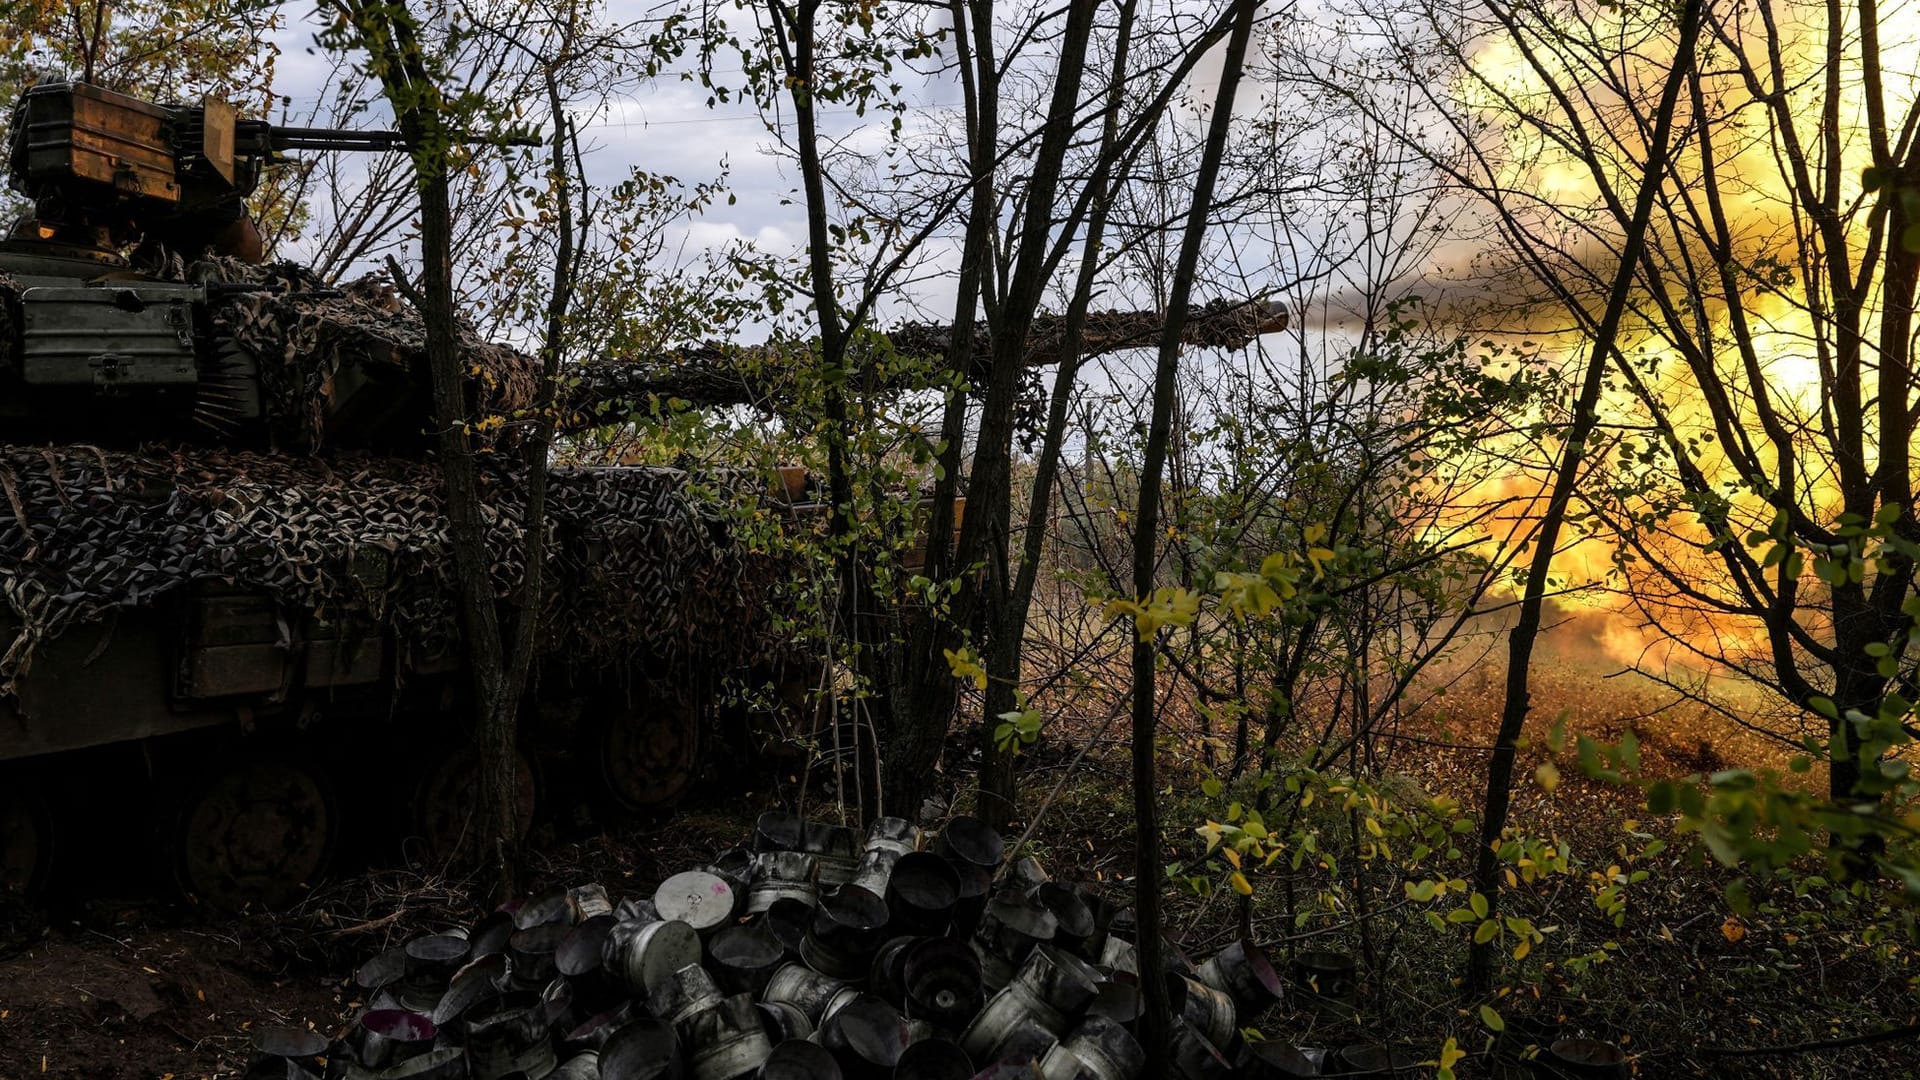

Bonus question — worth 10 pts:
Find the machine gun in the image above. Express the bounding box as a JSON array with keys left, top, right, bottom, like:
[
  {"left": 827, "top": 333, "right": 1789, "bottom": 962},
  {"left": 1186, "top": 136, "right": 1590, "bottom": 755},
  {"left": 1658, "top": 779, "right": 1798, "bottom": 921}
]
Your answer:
[{"left": 5, "top": 81, "right": 528, "bottom": 261}]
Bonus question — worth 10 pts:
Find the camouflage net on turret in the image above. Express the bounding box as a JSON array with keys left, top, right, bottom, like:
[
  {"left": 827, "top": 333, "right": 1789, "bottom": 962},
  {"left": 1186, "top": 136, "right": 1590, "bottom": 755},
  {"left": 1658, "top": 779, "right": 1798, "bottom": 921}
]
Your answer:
[
  {"left": 0, "top": 444, "right": 788, "bottom": 695},
  {"left": 199, "top": 261, "right": 539, "bottom": 450}
]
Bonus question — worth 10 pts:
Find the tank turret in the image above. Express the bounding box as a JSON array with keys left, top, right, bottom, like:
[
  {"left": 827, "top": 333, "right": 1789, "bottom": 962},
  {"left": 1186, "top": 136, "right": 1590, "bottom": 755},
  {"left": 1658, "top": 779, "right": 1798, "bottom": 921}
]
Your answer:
[{"left": 0, "top": 80, "right": 535, "bottom": 451}]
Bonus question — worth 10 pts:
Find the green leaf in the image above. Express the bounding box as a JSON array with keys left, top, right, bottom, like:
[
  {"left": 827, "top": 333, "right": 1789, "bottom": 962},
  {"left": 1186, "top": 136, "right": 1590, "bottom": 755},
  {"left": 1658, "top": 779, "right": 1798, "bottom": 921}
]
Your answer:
[
  {"left": 1474, "top": 918, "right": 1500, "bottom": 944},
  {"left": 1201, "top": 777, "right": 1223, "bottom": 798},
  {"left": 1470, "top": 892, "right": 1490, "bottom": 919},
  {"left": 1479, "top": 1004, "right": 1506, "bottom": 1032}
]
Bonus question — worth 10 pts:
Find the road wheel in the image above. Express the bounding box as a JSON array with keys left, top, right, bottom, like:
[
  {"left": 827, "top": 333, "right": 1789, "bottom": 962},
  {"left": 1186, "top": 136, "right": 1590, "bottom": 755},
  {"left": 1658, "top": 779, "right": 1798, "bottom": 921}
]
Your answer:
[
  {"left": 411, "top": 747, "right": 537, "bottom": 866},
  {"left": 592, "top": 683, "right": 705, "bottom": 817},
  {"left": 170, "top": 751, "right": 335, "bottom": 911}
]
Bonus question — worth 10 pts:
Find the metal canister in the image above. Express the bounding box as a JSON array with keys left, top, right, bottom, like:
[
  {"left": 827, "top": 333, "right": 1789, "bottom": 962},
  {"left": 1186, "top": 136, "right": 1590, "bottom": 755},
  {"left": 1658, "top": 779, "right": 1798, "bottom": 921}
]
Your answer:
[
  {"left": 801, "top": 886, "right": 892, "bottom": 980},
  {"left": 1085, "top": 982, "right": 1142, "bottom": 1032},
  {"left": 403, "top": 934, "right": 471, "bottom": 984},
  {"left": 515, "top": 888, "right": 575, "bottom": 929},
  {"left": 971, "top": 891, "right": 1059, "bottom": 991},
  {"left": 656, "top": 870, "right": 737, "bottom": 936},
  {"left": 747, "top": 851, "right": 819, "bottom": 915},
  {"left": 605, "top": 918, "right": 703, "bottom": 1000},
  {"left": 355, "top": 1009, "right": 437, "bottom": 1068},
  {"left": 658, "top": 963, "right": 727, "bottom": 1025},
  {"left": 464, "top": 992, "right": 555, "bottom": 1080},
  {"left": 375, "top": 1048, "right": 468, "bottom": 1079},
  {"left": 1036, "top": 1015, "right": 1143, "bottom": 1080},
  {"left": 430, "top": 954, "right": 511, "bottom": 1035},
  {"left": 759, "top": 1038, "right": 842, "bottom": 1080},
  {"left": 755, "top": 810, "right": 805, "bottom": 853},
  {"left": 958, "top": 946, "right": 1100, "bottom": 1061},
  {"left": 1194, "top": 939, "right": 1284, "bottom": 1018},
  {"left": 902, "top": 937, "right": 983, "bottom": 1030},
  {"left": 568, "top": 882, "right": 614, "bottom": 921},
  {"left": 892, "top": 1037, "right": 974, "bottom": 1080},
  {"left": 600, "top": 1016, "right": 685, "bottom": 1080},
  {"left": 764, "top": 896, "right": 813, "bottom": 958},
  {"left": 818, "top": 993, "right": 912, "bottom": 1080},
  {"left": 868, "top": 935, "right": 919, "bottom": 1007},
  {"left": 762, "top": 962, "right": 852, "bottom": 1024},
  {"left": 933, "top": 817, "right": 1004, "bottom": 872},
  {"left": 615, "top": 896, "right": 662, "bottom": 925},
  {"left": 850, "top": 849, "right": 902, "bottom": 900},
  {"left": 956, "top": 1011, "right": 1058, "bottom": 1071},
  {"left": 865, "top": 816, "right": 922, "bottom": 857},
  {"left": 468, "top": 912, "right": 516, "bottom": 960},
  {"left": 756, "top": 999, "right": 815, "bottom": 1043},
  {"left": 1006, "top": 856, "right": 1050, "bottom": 893},
  {"left": 710, "top": 922, "right": 787, "bottom": 997},
  {"left": 507, "top": 924, "right": 568, "bottom": 989},
  {"left": 679, "top": 992, "right": 775, "bottom": 1080},
  {"left": 948, "top": 862, "right": 992, "bottom": 939},
  {"left": 1032, "top": 884, "right": 1094, "bottom": 958},
  {"left": 1238, "top": 1041, "right": 1319, "bottom": 1080},
  {"left": 550, "top": 1049, "right": 601, "bottom": 1080},
  {"left": 709, "top": 848, "right": 756, "bottom": 920},
  {"left": 1167, "top": 1018, "right": 1235, "bottom": 1080},
  {"left": 803, "top": 821, "right": 862, "bottom": 887},
  {"left": 1170, "top": 973, "right": 1238, "bottom": 1052},
  {"left": 561, "top": 1001, "right": 634, "bottom": 1053},
  {"left": 885, "top": 853, "right": 959, "bottom": 936}
]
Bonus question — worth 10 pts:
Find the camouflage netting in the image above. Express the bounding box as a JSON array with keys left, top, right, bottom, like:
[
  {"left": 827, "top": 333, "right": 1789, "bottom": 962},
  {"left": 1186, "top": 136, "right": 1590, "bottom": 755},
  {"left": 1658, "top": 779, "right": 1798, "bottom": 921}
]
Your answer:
[
  {"left": 0, "top": 444, "right": 788, "bottom": 695},
  {"left": 197, "top": 260, "right": 539, "bottom": 450}
]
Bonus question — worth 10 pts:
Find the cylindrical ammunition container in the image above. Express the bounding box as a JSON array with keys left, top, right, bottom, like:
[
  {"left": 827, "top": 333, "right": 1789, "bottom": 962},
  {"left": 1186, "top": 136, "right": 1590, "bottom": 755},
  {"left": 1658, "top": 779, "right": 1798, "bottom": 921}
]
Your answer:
[
  {"left": 1194, "top": 939, "right": 1284, "bottom": 1018},
  {"left": 949, "top": 862, "right": 992, "bottom": 939},
  {"left": 515, "top": 888, "right": 574, "bottom": 930},
  {"left": 506, "top": 924, "right": 568, "bottom": 990},
  {"left": 868, "top": 935, "right": 920, "bottom": 1007},
  {"left": 801, "top": 886, "right": 892, "bottom": 980},
  {"left": 933, "top": 817, "right": 1003, "bottom": 872},
  {"left": 1167, "top": 1019, "right": 1235, "bottom": 1080},
  {"left": 851, "top": 849, "right": 903, "bottom": 899},
  {"left": 605, "top": 919, "right": 703, "bottom": 1000},
  {"left": 804, "top": 821, "right": 862, "bottom": 886},
  {"left": 680, "top": 992, "right": 775, "bottom": 1080},
  {"left": 760, "top": 1038, "right": 842, "bottom": 1080},
  {"left": 1238, "top": 1041, "right": 1319, "bottom": 1079},
  {"left": 561, "top": 1001, "right": 633, "bottom": 1053},
  {"left": 551, "top": 1049, "right": 601, "bottom": 1080},
  {"left": 972, "top": 891, "right": 1059, "bottom": 991},
  {"left": 600, "top": 1016, "right": 684, "bottom": 1080},
  {"left": 403, "top": 934, "right": 471, "bottom": 984},
  {"left": 558, "top": 915, "right": 616, "bottom": 978},
  {"left": 747, "top": 851, "right": 819, "bottom": 915},
  {"left": 892, "top": 1036, "right": 973, "bottom": 1080},
  {"left": 658, "top": 963, "right": 726, "bottom": 1025},
  {"left": 902, "top": 937, "right": 983, "bottom": 1030},
  {"left": 865, "top": 816, "right": 922, "bottom": 858},
  {"left": 1032, "top": 884, "right": 1094, "bottom": 958},
  {"left": 710, "top": 922, "right": 787, "bottom": 997},
  {"left": 958, "top": 946, "right": 1099, "bottom": 1060},
  {"left": 886, "top": 853, "right": 959, "bottom": 936},
  {"left": 465, "top": 993, "right": 555, "bottom": 1080},
  {"left": 1169, "top": 973, "right": 1238, "bottom": 1052},
  {"left": 615, "top": 896, "right": 662, "bottom": 925},
  {"left": 468, "top": 912, "right": 516, "bottom": 961},
  {"left": 1086, "top": 982, "right": 1142, "bottom": 1032},
  {"left": 656, "top": 870, "right": 737, "bottom": 936},
  {"left": 1007, "top": 856, "right": 1050, "bottom": 893},
  {"left": 755, "top": 811, "right": 805, "bottom": 853},
  {"left": 709, "top": 849, "right": 756, "bottom": 921},
  {"left": 1038, "top": 1015, "right": 1143, "bottom": 1080},
  {"left": 756, "top": 999, "right": 815, "bottom": 1043},
  {"left": 819, "top": 993, "right": 912, "bottom": 1079},
  {"left": 569, "top": 882, "right": 614, "bottom": 921},
  {"left": 374, "top": 1047, "right": 468, "bottom": 1079},
  {"left": 762, "top": 962, "right": 852, "bottom": 1024},
  {"left": 957, "top": 1011, "right": 1058, "bottom": 1070},
  {"left": 430, "top": 953, "right": 511, "bottom": 1035},
  {"left": 356, "top": 1009, "right": 437, "bottom": 1068},
  {"left": 764, "top": 896, "right": 813, "bottom": 958}
]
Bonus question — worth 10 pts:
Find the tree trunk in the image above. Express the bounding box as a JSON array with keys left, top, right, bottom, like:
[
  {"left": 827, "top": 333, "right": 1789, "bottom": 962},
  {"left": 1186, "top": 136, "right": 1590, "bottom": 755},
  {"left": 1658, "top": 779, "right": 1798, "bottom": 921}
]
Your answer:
[
  {"left": 1124, "top": 0, "right": 1257, "bottom": 1068},
  {"left": 1465, "top": 0, "right": 1703, "bottom": 995}
]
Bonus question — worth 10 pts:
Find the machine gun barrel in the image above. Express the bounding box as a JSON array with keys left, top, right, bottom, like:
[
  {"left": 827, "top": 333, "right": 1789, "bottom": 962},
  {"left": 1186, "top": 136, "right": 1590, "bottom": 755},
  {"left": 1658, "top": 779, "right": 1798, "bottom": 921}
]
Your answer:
[{"left": 252, "top": 122, "right": 543, "bottom": 154}]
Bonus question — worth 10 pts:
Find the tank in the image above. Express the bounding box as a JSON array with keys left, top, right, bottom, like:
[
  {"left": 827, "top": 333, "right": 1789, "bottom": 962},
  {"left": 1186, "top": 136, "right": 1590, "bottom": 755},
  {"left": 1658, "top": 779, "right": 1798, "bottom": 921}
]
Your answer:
[{"left": 0, "top": 81, "right": 801, "bottom": 908}]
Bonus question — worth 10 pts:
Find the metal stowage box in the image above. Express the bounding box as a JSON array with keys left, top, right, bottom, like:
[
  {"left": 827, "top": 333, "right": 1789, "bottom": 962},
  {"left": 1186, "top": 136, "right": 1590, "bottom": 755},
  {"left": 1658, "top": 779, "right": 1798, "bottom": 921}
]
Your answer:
[
  {"left": 18, "top": 285, "right": 199, "bottom": 389},
  {"left": 9, "top": 81, "right": 180, "bottom": 204}
]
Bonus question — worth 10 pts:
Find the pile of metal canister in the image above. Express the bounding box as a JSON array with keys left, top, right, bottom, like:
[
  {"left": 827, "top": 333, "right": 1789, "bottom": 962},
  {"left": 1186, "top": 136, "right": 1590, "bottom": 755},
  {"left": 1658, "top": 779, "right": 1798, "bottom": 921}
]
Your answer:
[{"left": 243, "top": 812, "right": 1394, "bottom": 1080}]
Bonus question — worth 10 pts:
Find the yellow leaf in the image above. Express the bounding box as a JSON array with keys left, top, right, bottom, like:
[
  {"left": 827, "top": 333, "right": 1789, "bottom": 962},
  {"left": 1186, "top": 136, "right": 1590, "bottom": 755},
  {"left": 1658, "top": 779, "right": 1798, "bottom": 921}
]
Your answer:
[
  {"left": 1535, "top": 761, "right": 1561, "bottom": 793},
  {"left": 1229, "top": 871, "right": 1252, "bottom": 896},
  {"left": 1223, "top": 847, "right": 1242, "bottom": 869},
  {"left": 1513, "top": 936, "right": 1532, "bottom": 960},
  {"left": 1721, "top": 916, "right": 1746, "bottom": 944},
  {"left": 1364, "top": 816, "right": 1385, "bottom": 838},
  {"left": 1438, "top": 1036, "right": 1466, "bottom": 1069}
]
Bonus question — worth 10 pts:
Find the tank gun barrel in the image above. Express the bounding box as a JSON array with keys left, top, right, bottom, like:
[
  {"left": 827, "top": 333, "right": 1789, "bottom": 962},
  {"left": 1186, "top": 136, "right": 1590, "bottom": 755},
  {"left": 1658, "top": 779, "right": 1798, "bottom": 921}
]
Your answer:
[{"left": 252, "top": 122, "right": 542, "bottom": 155}]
